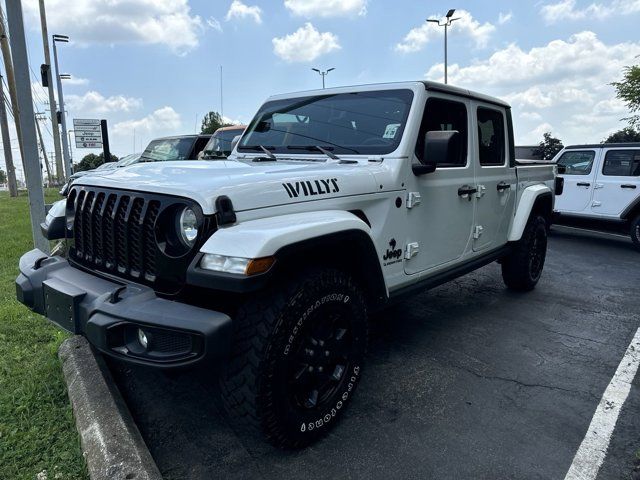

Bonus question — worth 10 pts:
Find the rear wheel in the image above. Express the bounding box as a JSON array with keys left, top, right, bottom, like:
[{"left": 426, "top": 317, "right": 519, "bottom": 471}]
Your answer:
[
  {"left": 220, "top": 268, "right": 368, "bottom": 448},
  {"left": 502, "top": 215, "right": 548, "bottom": 291},
  {"left": 630, "top": 214, "right": 640, "bottom": 251}
]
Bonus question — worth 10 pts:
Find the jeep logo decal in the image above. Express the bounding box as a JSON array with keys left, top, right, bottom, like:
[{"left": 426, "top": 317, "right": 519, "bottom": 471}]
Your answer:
[
  {"left": 283, "top": 178, "right": 339, "bottom": 198},
  {"left": 383, "top": 238, "right": 403, "bottom": 266}
]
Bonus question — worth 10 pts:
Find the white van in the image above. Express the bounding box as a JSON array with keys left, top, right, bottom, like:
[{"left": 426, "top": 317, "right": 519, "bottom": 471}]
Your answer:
[{"left": 553, "top": 143, "right": 640, "bottom": 249}]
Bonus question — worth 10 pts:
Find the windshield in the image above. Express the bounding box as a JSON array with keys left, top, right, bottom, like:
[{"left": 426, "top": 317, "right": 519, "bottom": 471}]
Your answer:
[
  {"left": 116, "top": 153, "right": 142, "bottom": 167},
  {"left": 239, "top": 89, "right": 414, "bottom": 155},
  {"left": 140, "top": 137, "right": 196, "bottom": 162},
  {"left": 203, "top": 128, "right": 244, "bottom": 158}
]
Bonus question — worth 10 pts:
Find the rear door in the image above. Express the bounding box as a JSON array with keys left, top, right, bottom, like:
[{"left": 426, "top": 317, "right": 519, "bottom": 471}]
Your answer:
[
  {"left": 591, "top": 148, "right": 640, "bottom": 217},
  {"left": 472, "top": 104, "right": 516, "bottom": 252},
  {"left": 554, "top": 149, "right": 598, "bottom": 213}
]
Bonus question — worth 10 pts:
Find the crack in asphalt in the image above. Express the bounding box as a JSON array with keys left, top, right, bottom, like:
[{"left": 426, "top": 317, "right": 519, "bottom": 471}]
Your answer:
[
  {"left": 448, "top": 363, "right": 600, "bottom": 401},
  {"left": 542, "top": 328, "right": 623, "bottom": 348}
]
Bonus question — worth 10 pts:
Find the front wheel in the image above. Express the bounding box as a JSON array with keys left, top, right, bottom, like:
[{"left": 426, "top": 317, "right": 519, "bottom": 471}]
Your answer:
[
  {"left": 502, "top": 215, "right": 548, "bottom": 291},
  {"left": 220, "top": 268, "right": 368, "bottom": 448},
  {"left": 630, "top": 214, "right": 640, "bottom": 251}
]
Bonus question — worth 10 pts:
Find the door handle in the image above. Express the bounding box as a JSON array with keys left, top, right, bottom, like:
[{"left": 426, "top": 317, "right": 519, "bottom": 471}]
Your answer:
[
  {"left": 621, "top": 184, "right": 637, "bottom": 189},
  {"left": 576, "top": 182, "right": 591, "bottom": 187},
  {"left": 497, "top": 182, "right": 511, "bottom": 192},
  {"left": 458, "top": 185, "right": 477, "bottom": 197}
]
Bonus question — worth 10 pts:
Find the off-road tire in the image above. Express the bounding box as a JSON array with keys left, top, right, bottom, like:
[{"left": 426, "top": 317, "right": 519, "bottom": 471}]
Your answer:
[
  {"left": 220, "top": 268, "right": 368, "bottom": 448},
  {"left": 502, "top": 215, "right": 548, "bottom": 291},
  {"left": 630, "top": 214, "right": 640, "bottom": 251}
]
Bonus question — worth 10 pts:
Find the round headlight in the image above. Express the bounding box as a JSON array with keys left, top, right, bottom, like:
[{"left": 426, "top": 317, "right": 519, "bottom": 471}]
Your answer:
[{"left": 178, "top": 207, "right": 198, "bottom": 246}]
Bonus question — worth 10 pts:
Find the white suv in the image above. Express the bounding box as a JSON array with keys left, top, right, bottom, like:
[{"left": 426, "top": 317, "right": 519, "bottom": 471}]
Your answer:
[{"left": 553, "top": 143, "right": 640, "bottom": 249}]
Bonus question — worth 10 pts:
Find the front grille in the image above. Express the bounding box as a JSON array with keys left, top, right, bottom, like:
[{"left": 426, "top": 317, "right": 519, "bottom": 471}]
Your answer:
[{"left": 67, "top": 186, "right": 210, "bottom": 294}]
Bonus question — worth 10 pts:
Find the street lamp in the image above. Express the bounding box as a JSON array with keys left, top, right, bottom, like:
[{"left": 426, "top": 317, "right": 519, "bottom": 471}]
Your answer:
[
  {"left": 427, "top": 9, "right": 459, "bottom": 84},
  {"left": 311, "top": 67, "right": 335, "bottom": 89},
  {"left": 52, "top": 34, "right": 72, "bottom": 177}
]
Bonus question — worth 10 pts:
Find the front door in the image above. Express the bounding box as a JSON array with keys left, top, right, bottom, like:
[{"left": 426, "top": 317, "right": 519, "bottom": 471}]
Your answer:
[
  {"left": 591, "top": 149, "right": 640, "bottom": 217},
  {"left": 404, "top": 95, "right": 475, "bottom": 275},
  {"left": 554, "top": 149, "right": 598, "bottom": 214},
  {"left": 472, "top": 105, "right": 517, "bottom": 251}
]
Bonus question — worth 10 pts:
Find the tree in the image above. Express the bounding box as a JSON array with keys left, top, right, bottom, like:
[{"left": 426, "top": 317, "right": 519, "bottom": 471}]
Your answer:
[
  {"left": 603, "top": 127, "right": 640, "bottom": 143},
  {"left": 612, "top": 65, "right": 640, "bottom": 128},
  {"left": 74, "top": 152, "right": 118, "bottom": 172},
  {"left": 532, "top": 132, "right": 564, "bottom": 160},
  {"left": 200, "top": 111, "right": 228, "bottom": 134},
  {"left": 0, "top": 168, "right": 6, "bottom": 184}
]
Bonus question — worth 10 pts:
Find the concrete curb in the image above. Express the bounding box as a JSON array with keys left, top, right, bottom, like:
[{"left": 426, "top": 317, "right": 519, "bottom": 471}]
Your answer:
[{"left": 59, "top": 336, "right": 162, "bottom": 480}]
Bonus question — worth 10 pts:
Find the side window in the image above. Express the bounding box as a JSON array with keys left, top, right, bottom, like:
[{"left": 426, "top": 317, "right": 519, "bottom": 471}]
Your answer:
[
  {"left": 477, "top": 107, "right": 506, "bottom": 166},
  {"left": 602, "top": 150, "right": 640, "bottom": 176},
  {"left": 415, "top": 97, "right": 468, "bottom": 167},
  {"left": 557, "top": 151, "right": 595, "bottom": 175}
]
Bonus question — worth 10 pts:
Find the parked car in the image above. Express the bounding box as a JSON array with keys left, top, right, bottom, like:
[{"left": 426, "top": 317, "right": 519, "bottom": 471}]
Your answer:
[
  {"left": 553, "top": 143, "right": 640, "bottom": 249},
  {"left": 19, "top": 81, "right": 558, "bottom": 448},
  {"left": 201, "top": 125, "right": 247, "bottom": 159},
  {"left": 140, "top": 134, "right": 211, "bottom": 162}
]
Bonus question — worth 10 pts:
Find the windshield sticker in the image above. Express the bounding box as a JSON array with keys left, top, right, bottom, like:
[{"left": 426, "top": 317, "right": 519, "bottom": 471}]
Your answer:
[
  {"left": 383, "top": 123, "right": 400, "bottom": 139},
  {"left": 283, "top": 178, "right": 339, "bottom": 198}
]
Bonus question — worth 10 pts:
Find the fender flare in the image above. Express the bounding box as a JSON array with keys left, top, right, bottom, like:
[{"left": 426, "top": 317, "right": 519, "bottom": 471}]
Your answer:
[
  {"left": 189, "top": 211, "right": 388, "bottom": 306},
  {"left": 508, "top": 185, "right": 553, "bottom": 242}
]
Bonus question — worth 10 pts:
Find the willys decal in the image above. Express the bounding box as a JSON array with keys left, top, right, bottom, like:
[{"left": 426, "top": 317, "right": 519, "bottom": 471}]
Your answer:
[{"left": 283, "top": 178, "right": 339, "bottom": 198}]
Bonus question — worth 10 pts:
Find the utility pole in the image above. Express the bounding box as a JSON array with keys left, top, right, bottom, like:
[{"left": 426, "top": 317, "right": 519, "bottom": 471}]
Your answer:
[
  {"left": 220, "top": 65, "right": 223, "bottom": 121},
  {"left": 37, "top": 0, "right": 63, "bottom": 183},
  {"left": 427, "top": 9, "right": 459, "bottom": 84},
  {"left": 34, "top": 114, "right": 53, "bottom": 185},
  {"left": 311, "top": 67, "right": 335, "bottom": 89},
  {"left": 52, "top": 34, "right": 71, "bottom": 178},
  {"left": 6, "top": 0, "right": 49, "bottom": 252},
  {"left": 0, "top": 72, "right": 17, "bottom": 196},
  {"left": 0, "top": 4, "right": 24, "bottom": 167}
]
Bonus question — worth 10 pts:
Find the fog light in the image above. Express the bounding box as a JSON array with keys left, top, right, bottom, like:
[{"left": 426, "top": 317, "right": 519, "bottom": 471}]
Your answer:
[{"left": 137, "top": 328, "right": 149, "bottom": 350}]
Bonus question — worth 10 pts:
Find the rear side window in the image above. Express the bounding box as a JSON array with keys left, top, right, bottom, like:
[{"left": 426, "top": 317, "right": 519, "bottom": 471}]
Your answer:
[
  {"left": 477, "top": 107, "right": 506, "bottom": 166},
  {"left": 602, "top": 150, "right": 640, "bottom": 176},
  {"left": 415, "top": 97, "right": 468, "bottom": 167},
  {"left": 556, "top": 150, "right": 595, "bottom": 175}
]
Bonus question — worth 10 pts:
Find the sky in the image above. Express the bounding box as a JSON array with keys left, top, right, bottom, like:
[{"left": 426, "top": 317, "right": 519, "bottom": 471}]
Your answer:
[{"left": 2, "top": 0, "right": 640, "bottom": 180}]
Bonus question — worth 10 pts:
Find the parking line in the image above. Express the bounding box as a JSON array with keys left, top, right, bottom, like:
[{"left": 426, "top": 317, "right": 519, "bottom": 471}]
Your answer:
[{"left": 564, "top": 327, "right": 640, "bottom": 480}]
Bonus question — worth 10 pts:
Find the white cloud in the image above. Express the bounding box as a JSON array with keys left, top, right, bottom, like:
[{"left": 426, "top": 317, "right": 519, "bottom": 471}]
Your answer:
[
  {"left": 207, "top": 17, "right": 223, "bottom": 33},
  {"left": 113, "top": 107, "right": 182, "bottom": 136},
  {"left": 425, "top": 32, "right": 640, "bottom": 144},
  {"left": 395, "top": 10, "right": 496, "bottom": 53},
  {"left": 284, "top": 0, "right": 367, "bottom": 18},
  {"left": 225, "top": 0, "right": 262, "bottom": 24},
  {"left": 64, "top": 77, "right": 90, "bottom": 86},
  {"left": 540, "top": 0, "right": 640, "bottom": 23},
  {"left": 66, "top": 91, "right": 142, "bottom": 115},
  {"left": 272, "top": 23, "right": 340, "bottom": 63},
  {"left": 498, "top": 11, "right": 513, "bottom": 24},
  {"left": 24, "top": 0, "right": 203, "bottom": 55}
]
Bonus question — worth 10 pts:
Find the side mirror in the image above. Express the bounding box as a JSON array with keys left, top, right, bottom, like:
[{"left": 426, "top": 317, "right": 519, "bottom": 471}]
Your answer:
[
  {"left": 230, "top": 135, "right": 242, "bottom": 153},
  {"left": 413, "top": 130, "right": 461, "bottom": 175},
  {"left": 557, "top": 164, "right": 567, "bottom": 174}
]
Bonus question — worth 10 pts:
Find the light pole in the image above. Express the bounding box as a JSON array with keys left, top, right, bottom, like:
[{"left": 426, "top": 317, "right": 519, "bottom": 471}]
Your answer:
[
  {"left": 52, "top": 34, "right": 72, "bottom": 178},
  {"left": 311, "top": 67, "right": 334, "bottom": 89},
  {"left": 427, "top": 9, "right": 459, "bottom": 84}
]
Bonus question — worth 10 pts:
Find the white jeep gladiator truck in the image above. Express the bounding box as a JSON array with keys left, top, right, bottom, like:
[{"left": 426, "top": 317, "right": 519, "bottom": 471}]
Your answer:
[
  {"left": 17, "top": 81, "right": 558, "bottom": 448},
  {"left": 552, "top": 143, "right": 640, "bottom": 249}
]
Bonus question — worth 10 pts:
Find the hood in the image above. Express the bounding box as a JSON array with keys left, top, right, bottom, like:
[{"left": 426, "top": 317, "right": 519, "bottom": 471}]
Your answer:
[{"left": 74, "top": 159, "right": 380, "bottom": 214}]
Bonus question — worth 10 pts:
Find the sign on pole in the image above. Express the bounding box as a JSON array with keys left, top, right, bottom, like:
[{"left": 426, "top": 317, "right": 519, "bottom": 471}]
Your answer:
[{"left": 73, "top": 118, "right": 103, "bottom": 148}]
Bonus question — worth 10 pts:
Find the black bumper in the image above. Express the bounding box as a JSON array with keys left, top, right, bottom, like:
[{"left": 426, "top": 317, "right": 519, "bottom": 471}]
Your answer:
[{"left": 16, "top": 249, "right": 232, "bottom": 368}]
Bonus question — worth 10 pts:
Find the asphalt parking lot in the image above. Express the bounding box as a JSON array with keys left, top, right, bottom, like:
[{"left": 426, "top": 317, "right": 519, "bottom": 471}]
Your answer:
[{"left": 108, "top": 226, "right": 640, "bottom": 480}]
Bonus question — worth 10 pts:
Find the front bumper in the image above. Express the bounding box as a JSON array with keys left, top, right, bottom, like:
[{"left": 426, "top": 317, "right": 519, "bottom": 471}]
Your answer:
[{"left": 16, "top": 249, "right": 232, "bottom": 368}]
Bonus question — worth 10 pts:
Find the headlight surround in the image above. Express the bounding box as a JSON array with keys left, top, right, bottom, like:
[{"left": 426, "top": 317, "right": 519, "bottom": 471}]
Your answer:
[{"left": 178, "top": 207, "right": 198, "bottom": 247}]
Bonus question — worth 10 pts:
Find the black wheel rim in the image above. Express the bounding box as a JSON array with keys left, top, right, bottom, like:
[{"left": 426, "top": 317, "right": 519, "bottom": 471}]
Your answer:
[
  {"left": 529, "top": 228, "right": 547, "bottom": 281},
  {"left": 288, "top": 304, "right": 354, "bottom": 411}
]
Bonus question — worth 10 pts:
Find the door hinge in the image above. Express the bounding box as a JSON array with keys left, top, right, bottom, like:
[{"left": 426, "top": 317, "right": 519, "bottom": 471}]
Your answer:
[
  {"left": 475, "top": 184, "right": 486, "bottom": 198},
  {"left": 473, "top": 225, "right": 484, "bottom": 239},
  {"left": 406, "top": 192, "right": 421, "bottom": 208},
  {"left": 592, "top": 201, "right": 602, "bottom": 207},
  {"left": 405, "top": 242, "right": 419, "bottom": 259}
]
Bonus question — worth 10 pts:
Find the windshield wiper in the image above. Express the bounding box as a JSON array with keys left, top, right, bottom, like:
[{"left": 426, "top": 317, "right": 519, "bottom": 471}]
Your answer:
[
  {"left": 241, "top": 145, "right": 276, "bottom": 160},
  {"left": 287, "top": 145, "right": 340, "bottom": 160}
]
